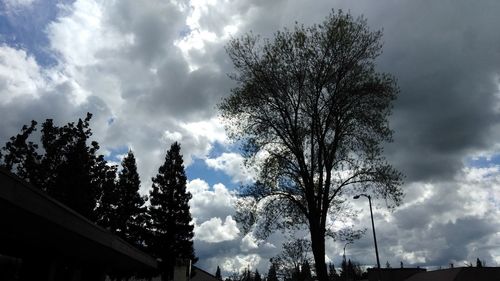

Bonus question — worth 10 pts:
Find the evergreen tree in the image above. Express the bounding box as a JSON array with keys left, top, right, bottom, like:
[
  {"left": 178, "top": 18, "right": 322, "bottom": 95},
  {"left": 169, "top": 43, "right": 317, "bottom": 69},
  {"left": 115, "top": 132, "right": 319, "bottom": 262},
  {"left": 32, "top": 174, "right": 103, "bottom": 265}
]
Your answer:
[
  {"left": 476, "top": 258, "right": 483, "bottom": 268},
  {"left": 267, "top": 262, "right": 279, "bottom": 281},
  {"left": 148, "top": 142, "right": 196, "bottom": 280},
  {"left": 95, "top": 160, "right": 119, "bottom": 228},
  {"left": 327, "top": 263, "right": 339, "bottom": 281},
  {"left": 301, "top": 261, "right": 312, "bottom": 281},
  {"left": 216, "top": 266, "right": 222, "bottom": 280},
  {"left": 116, "top": 151, "right": 147, "bottom": 246},
  {"left": 254, "top": 270, "right": 262, "bottom": 281}
]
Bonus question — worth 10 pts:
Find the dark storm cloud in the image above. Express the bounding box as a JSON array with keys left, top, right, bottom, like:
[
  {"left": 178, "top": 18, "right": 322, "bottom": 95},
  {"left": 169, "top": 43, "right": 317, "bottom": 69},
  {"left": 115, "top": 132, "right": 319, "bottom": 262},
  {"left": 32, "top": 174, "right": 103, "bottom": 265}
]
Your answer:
[{"left": 371, "top": 1, "right": 500, "bottom": 181}]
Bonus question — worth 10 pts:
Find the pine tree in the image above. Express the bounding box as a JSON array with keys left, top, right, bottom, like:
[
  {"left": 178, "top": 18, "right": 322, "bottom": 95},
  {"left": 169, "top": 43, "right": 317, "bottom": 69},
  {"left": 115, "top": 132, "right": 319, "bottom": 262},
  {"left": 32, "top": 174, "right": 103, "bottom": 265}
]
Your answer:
[
  {"left": 327, "top": 263, "right": 339, "bottom": 281},
  {"left": 95, "top": 160, "right": 119, "bottom": 228},
  {"left": 267, "top": 262, "right": 279, "bottom": 281},
  {"left": 301, "top": 261, "right": 312, "bottom": 281},
  {"left": 148, "top": 142, "right": 196, "bottom": 280},
  {"left": 254, "top": 270, "right": 262, "bottom": 281},
  {"left": 216, "top": 266, "right": 223, "bottom": 280},
  {"left": 115, "top": 150, "right": 147, "bottom": 247}
]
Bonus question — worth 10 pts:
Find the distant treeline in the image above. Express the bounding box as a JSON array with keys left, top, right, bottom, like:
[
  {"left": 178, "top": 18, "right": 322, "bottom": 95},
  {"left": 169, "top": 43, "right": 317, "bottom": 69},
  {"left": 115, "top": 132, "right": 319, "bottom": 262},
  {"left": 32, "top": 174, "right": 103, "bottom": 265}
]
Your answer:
[
  {"left": 224, "top": 259, "right": 365, "bottom": 281},
  {"left": 0, "top": 113, "right": 196, "bottom": 278}
]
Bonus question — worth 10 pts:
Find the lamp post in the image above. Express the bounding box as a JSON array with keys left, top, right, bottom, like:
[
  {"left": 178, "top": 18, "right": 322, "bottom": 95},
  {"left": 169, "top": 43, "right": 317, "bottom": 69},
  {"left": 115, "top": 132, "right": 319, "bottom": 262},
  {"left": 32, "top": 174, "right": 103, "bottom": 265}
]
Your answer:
[
  {"left": 343, "top": 241, "right": 352, "bottom": 262},
  {"left": 353, "top": 194, "right": 381, "bottom": 270},
  {"left": 343, "top": 241, "right": 352, "bottom": 281}
]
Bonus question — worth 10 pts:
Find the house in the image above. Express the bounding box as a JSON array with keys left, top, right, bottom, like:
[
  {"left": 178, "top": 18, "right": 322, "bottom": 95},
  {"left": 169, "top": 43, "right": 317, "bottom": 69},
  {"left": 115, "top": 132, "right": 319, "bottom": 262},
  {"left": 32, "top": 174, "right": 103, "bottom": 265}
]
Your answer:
[
  {"left": 190, "top": 266, "right": 220, "bottom": 281},
  {"left": 367, "top": 268, "right": 426, "bottom": 281},
  {"left": 366, "top": 267, "right": 500, "bottom": 281},
  {"left": 404, "top": 267, "right": 500, "bottom": 281},
  {"left": 0, "top": 168, "right": 158, "bottom": 280}
]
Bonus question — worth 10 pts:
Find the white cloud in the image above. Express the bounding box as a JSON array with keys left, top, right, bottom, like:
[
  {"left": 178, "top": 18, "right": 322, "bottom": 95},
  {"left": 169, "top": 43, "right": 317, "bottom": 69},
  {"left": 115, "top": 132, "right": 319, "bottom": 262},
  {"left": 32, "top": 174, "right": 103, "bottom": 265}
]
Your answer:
[
  {"left": 0, "top": 45, "right": 45, "bottom": 103},
  {"left": 195, "top": 216, "right": 240, "bottom": 243},
  {"left": 220, "top": 254, "right": 261, "bottom": 274},
  {"left": 205, "top": 152, "right": 255, "bottom": 184},
  {"left": 3, "top": 0, "right": 37, "bottom": 11},
  {"left": 188, "top": 179, "right": 237, "bottom": 223},
  {"left": 240, "top": 233, "right": 259, "bottom": 252}
]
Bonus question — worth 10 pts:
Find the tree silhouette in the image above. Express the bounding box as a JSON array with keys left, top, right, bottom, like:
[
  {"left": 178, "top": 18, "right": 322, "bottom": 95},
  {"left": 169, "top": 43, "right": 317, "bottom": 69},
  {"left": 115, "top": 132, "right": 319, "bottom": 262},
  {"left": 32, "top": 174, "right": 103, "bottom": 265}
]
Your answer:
[
  {"left": 327, "top": 263, "right": 339, "bottom": 281},
  {"left": 267, "top": 261, "right": 279, "bottom": 281},
  {"left": 220, "top": 10, "right": 402, "bottom": 281},
  {"left": 97, "top": 150, "right": 147, "bottom": 248},
  {"left": 116, "top": 150, "right": 147, "bottom": 246},
  {"left": 254, "top": 270, "right": 262, "bottom": 281},
  {"left": 148, "top": 142, "right": 196, "bottom": 280},
  {"left": 273, "top": 238, "right": 313, "bottom": 279},
  {"left": 216, "top": 265, "right": 222, "bottom": 280},
  {"left": 0, "top": 120, "right": 41, "bottom": 185},
  {"left": 301, "top": 261, "right": 312, "bottom": 281},
  {"left": 1, "top": 113, "right": 110, "bottom": 220}
]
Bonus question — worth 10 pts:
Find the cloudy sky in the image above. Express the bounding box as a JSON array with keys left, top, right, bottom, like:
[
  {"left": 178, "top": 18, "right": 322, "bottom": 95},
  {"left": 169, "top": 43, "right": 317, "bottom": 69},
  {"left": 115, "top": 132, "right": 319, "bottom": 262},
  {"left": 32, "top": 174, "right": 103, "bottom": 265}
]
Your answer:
[{"left": 2, "top": 0, "right": 500, "bottom": 276}]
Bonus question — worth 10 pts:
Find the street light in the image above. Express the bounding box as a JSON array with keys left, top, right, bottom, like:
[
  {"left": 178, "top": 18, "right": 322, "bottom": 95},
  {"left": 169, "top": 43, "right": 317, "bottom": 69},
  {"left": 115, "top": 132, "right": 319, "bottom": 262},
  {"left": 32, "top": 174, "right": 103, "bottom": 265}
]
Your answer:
[
  {"left": 343, "top": 241, "right": 352, "bottom": 262},
  {"left": 353, "top": 194, "right": 381, "bottom": 270},
  {"left": 343, "top": 241, "right": 352, "bottom": 281}
]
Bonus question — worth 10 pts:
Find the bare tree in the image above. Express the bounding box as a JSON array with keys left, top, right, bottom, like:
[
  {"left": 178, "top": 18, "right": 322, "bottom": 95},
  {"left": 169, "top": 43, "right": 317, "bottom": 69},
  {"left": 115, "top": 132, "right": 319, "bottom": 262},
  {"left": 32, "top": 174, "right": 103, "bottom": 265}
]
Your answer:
[
  {"left": 273, "top": 238, "right": 313, "bottom": 279},
  {"left": 220, "top": 10, "right": 403, "bottom": 281}
]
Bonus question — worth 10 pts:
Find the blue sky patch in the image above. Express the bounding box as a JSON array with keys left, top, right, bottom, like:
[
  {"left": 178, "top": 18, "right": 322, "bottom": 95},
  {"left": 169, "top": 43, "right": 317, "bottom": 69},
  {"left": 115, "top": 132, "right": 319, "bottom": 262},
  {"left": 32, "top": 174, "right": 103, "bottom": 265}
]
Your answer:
[
  {"left": 466, "top": 154, "right": 500, "bottom": 168},
  {"left": 186, "top": 157, "right": 236, "bottom": 189},
  {"left": 0, "top": 0, "right": 74, "bottom": 67},
  {"left": 104, "top": 145, "right": 129, "bottom": 164}
]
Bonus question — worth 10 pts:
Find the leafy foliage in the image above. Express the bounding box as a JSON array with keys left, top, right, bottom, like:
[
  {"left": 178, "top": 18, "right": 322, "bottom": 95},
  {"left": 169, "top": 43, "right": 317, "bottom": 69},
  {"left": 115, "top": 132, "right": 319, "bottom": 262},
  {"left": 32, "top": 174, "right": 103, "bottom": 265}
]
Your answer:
[
  {"left": 220, "top": 10, "right": 403, "bottom": 281},
  {"left": 1, "top": 113, "right": 111, "bottom": 220},
  {"left": 273, "top": 238, "right": 313, "bottom": 280}
]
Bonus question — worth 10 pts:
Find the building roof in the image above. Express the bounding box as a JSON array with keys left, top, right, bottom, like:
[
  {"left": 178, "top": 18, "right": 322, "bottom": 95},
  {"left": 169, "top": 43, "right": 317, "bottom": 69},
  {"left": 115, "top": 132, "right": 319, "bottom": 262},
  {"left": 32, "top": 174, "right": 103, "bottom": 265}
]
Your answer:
[
  {"left": 367, "top": 267, "right": 426, "bottom": 281},
  {"left": 191, "top": 266, "right": 220, "bottom": 281},
  {"left": 0, "top": 168, "right": 158, "bottom": 273},
  {"left": 404, "top": 267, "right": 500, "bottom": 281}
]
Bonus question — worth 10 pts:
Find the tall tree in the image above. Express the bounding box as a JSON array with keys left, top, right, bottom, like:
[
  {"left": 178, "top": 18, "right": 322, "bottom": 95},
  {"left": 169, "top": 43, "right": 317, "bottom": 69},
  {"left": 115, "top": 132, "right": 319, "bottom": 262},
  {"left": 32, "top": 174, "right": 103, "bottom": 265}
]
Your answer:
[
  {"left": 267, "top": 261, "right": 279, "bottom": 281},
  {"left": 300, "top": 261, "right": 312, "bottom": 281},
  {"left": 116, "top": 150, "right": 147, "bottom": 246},
  {"left": 254, "top": 270, "right": 262, "bottom": 281},
  {"left": 220, "top": 10, "right": 403, "bottom": 281},
  {"left": 148, "top": 142, "right": 196, "bottom": 280},
  {"left": 327, "top": 263, "right": 339, "bottom": 281},
  {"left": 216, "top": 266, "right": 223, "bottom": 280}
]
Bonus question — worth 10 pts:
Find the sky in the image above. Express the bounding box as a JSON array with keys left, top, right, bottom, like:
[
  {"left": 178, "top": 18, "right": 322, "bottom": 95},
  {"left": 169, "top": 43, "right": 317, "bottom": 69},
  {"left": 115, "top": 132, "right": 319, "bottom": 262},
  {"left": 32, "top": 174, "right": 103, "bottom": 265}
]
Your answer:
[{"left": 2, "top": 0, "right": 500, "bottom": 277}]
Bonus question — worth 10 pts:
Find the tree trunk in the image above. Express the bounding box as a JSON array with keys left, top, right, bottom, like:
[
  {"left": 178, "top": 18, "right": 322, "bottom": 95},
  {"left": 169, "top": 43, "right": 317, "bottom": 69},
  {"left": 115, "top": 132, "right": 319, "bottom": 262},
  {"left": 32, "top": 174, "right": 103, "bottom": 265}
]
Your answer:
[{"left": 310, "top": 219, "right": 328, "bottom": 281}]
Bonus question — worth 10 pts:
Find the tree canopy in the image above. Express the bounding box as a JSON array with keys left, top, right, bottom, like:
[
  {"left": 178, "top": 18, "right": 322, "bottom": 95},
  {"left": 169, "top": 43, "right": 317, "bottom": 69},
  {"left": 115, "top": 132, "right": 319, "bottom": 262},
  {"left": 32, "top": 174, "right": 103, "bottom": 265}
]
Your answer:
[
  {"left": 220, "top": 10, "right": 403, "bottom": 281},
  {"left": 1, "top": 113, "right": 110, "bottom": 220}
]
